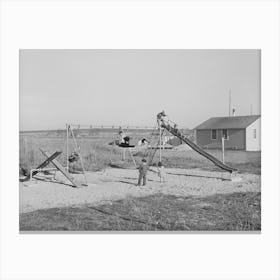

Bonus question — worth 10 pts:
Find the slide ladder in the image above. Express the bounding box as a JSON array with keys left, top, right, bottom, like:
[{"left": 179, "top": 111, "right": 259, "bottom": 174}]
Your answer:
[{"left": 161, "top": 122, "right": 236, "bottom": 173}]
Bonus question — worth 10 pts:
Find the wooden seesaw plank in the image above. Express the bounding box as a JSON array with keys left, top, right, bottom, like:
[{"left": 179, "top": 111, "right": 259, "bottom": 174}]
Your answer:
[
  {"left": 32, "top": 151, "right": 62, "bottom": 177},
  {"left": 20, "top": 151, "right": 62, "bottom": 182},
  {"left": 39, "top": 148, "right": 79, "bottom": 187}
]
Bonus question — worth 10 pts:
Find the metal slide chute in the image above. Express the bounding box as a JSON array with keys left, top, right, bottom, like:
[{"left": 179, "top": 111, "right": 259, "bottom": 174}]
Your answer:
[{"left": 160, "top": 121, "right": 236, "bottom": 173}]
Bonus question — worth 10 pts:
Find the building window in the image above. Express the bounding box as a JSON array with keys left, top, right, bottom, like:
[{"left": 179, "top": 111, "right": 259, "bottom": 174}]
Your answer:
[
  {"left": 253, "top": 129, "right": 257, "bottom": 139},
  {"left": 211, "top": 129, "right": 217, "bottom": 140},
  {"left": 222, "top": 129, "right": 229, "bottom": 140}
]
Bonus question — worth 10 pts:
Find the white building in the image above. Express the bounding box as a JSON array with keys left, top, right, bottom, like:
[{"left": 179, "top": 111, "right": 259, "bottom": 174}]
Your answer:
[{"left": 195, "top": 115, "right": 261, "bottom": 151}]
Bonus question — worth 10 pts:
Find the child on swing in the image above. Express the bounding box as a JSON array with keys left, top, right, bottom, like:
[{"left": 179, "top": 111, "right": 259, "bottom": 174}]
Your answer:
[{"left": 157, "top": 161, "right": 166, "bottom": 183}]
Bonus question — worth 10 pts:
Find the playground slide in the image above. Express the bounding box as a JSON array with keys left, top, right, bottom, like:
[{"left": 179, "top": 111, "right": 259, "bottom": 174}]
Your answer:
[{"left": 161, "top": 123, "right": 236, "bottom": 173}]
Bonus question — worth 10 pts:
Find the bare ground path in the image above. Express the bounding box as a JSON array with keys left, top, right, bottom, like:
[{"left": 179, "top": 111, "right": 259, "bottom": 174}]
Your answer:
[{"left": 19, "top": 168, "right": 260, "bottom": 213}]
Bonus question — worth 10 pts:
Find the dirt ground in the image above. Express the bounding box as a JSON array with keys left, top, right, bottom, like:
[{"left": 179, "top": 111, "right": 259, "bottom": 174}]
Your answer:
[{"left": 19, "top": 167, "right": 260, "bottom": 214}]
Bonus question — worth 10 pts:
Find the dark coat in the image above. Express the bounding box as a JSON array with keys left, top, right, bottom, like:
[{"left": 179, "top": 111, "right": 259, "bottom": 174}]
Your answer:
[{"left": 138, "top": 162, "right": 149, "bottom": 175}]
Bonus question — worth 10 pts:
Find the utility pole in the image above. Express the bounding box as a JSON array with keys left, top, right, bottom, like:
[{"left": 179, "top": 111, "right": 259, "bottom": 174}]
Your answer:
[{"left": 250, "top": 104, "right": 253, "bottom": 115}]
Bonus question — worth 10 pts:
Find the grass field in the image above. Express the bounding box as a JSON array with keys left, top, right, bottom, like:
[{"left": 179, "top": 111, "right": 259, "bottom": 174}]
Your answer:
[
  {"left": 20, "top": 192, "right": 261, "bottom": 231},
  {"left": 19, "top": 131, "right": 261, "bottom": 174}
]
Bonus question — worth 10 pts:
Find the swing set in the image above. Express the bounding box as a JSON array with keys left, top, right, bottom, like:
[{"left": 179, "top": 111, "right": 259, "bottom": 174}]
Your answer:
[{"left": 22, "top": 124, "right": 89, "bottom": 187}]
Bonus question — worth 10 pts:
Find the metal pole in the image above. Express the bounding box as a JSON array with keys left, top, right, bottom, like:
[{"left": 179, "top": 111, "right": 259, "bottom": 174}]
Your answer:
[
  {"left": 129, "top": 148, "right": 137, "bottom": 168},
  {"left": 222, "top": 136, "right": 225, "bottom": 163},
  {"left": 66, "top": 124, "right": 69, "bottom": 171},
  {"left": 159, "top": 125, "right": 162, "bottom": 162},
  {"left": 122, "top": 149, "right": 126, "bottom": 161}
]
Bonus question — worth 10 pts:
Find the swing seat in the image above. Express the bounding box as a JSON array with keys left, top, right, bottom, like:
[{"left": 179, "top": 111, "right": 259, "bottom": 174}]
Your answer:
[
  {"left": 68, "top": 152, "right": 79, "bottom": 162},
  {"left": 118, "top": 143, "right": 135, "bottom": 148}
]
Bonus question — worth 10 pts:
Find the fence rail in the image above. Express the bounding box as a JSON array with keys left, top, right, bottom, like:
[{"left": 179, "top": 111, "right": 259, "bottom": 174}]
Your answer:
[
  {"left": 20, "top": 125, "right": 192, "bottom": 134},
  {"left": 69, "top": 124, "right": 156, "bottom": 130}
]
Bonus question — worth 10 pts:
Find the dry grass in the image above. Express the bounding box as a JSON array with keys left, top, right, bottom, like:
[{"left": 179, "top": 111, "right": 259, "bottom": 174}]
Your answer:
[
  {"left": 19, "top": 132, "right": 261, "bottom": 175},
  {"left": 20, "top": 192, "right": 261, "bottom": 231}
]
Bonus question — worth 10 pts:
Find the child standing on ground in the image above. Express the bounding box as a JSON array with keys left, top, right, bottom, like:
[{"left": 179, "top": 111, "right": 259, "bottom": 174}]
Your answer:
[
  {"left": 157, "top": 161, "right": 166, "bottom": 183},
  {"left": 137, "top": 159, "right": 149, "bottom": 186}
]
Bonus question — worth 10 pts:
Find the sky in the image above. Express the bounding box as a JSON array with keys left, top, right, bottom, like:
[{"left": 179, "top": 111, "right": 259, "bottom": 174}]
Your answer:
[{"left": 20, "top": 49, "right": 260, "bottom": 131}]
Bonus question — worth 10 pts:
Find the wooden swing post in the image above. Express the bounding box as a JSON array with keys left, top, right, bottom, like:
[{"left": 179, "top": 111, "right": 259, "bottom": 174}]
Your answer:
[{"left": 68, "top": 125, "right": 88, "bottom": 185}]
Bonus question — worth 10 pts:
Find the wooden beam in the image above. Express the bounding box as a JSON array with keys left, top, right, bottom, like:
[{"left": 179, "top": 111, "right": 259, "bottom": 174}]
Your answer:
[
  {"left": 32, "top": 151, "right": 62, "bottom": 177},
  {"left": 39, "top": 149, "right": 79, "bottom": 187}
]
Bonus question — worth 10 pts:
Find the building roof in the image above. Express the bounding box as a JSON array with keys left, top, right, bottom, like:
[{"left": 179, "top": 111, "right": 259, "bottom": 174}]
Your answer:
[{"left": 195, "top": 115, "right": 260, "bottom": 130}]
